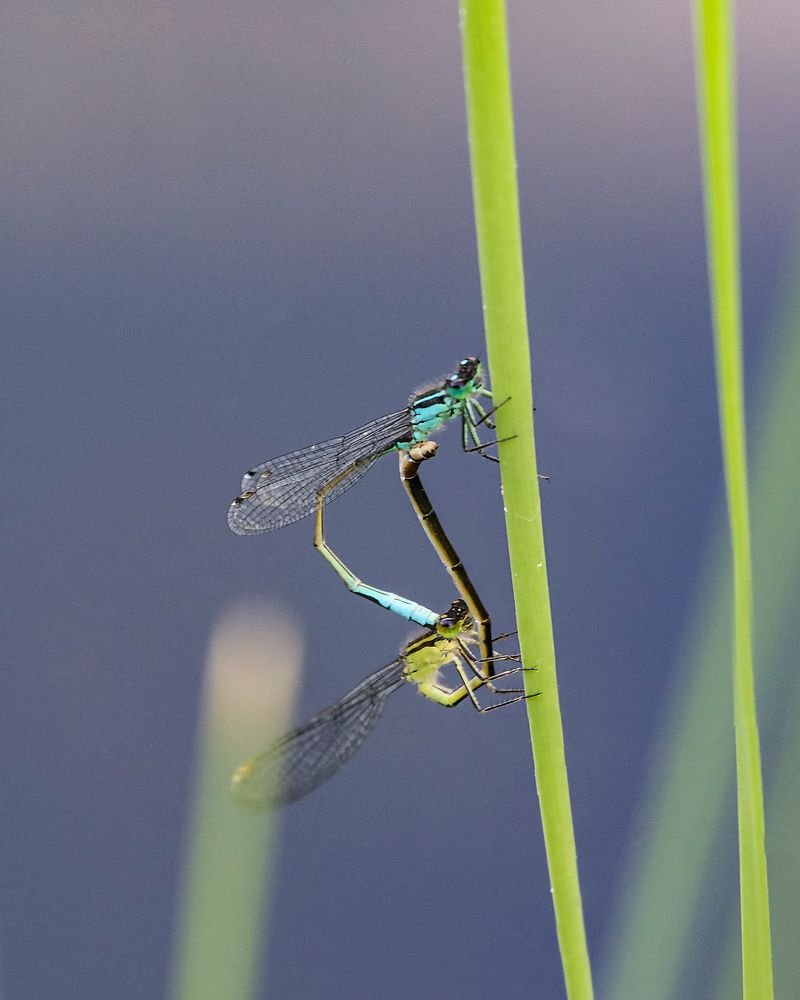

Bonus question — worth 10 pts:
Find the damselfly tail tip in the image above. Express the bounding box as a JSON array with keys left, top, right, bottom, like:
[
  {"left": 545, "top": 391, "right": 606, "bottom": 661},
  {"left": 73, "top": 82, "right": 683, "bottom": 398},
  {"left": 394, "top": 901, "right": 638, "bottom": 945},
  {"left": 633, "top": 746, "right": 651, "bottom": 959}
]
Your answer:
[{"left": 230, "top": 759, "right": 281, "bottom": 811}]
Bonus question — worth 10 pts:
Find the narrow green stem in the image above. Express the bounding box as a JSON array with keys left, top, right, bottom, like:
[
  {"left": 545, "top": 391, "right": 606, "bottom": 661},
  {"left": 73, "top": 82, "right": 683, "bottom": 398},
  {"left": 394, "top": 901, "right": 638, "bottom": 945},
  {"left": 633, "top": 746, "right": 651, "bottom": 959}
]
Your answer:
[
  {"left": 693, "top": 1, "right": 773, "bottom": 995},
  {"left": 169, "top": 610, "right": 301, "bottom": 1000},
  {"left": 459, "top": 2, "right": 593, "bottom": 996}
]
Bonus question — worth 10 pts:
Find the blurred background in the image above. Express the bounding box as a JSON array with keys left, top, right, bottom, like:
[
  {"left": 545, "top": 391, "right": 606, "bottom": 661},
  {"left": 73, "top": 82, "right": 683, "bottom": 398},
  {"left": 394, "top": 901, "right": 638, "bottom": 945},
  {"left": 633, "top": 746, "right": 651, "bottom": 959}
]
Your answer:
[{"left": 3, "top": 2, "right": 799, "bottom": 998}]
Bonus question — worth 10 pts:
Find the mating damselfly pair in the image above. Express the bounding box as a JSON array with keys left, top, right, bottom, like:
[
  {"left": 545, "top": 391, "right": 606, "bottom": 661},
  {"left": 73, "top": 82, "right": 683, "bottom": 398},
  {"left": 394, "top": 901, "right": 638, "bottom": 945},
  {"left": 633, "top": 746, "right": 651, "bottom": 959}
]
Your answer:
[{"left": 226, "top": 357, "right": 537, "bottom": 807}]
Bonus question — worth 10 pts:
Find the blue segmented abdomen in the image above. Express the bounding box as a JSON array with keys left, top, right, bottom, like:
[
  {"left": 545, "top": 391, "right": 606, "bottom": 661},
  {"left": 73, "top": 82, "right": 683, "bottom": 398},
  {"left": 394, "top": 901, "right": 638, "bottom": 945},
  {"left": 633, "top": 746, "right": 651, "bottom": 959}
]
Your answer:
[{"left": 358, "top": 585, "right": 439, "bottom": 630}]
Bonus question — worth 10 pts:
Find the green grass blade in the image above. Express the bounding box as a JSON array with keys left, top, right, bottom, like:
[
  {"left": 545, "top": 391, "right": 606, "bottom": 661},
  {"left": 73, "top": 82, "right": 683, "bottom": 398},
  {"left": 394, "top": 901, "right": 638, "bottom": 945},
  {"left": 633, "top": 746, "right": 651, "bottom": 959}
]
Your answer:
[
  {"left": 693, "top": 1, "right": 774, "bottom": 994},
  {"left": 603, "top": 251, "right": 800, "bottom": 998},
  {"left": 744, "top": 643, "right": 800, "bottom": 999},
  {"left": 602, "top": 540, "right": 732, "bottom": 999},
  {"left": 716, "top": 662, "right": 800, "bottom": 1000},
  {"left": 168, "top": 604, "right": 301, "bottom": 1000},
  {"left": 459, "top": 2, "right": 593, "bottom": 996},
  {"left": 710, "top": 263, "right": 800, "bottom": 998}
]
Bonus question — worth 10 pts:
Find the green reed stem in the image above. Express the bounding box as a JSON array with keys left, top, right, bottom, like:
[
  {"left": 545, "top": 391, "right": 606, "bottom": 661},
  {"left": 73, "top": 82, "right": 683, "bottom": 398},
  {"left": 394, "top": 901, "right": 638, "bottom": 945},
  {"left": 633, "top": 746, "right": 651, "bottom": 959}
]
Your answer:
[
  {"left": 693, "top": 1, "right": 773, "bottom": 994},
  {"left": 459, "top": 2, "right": 593, "bottom": 996}
]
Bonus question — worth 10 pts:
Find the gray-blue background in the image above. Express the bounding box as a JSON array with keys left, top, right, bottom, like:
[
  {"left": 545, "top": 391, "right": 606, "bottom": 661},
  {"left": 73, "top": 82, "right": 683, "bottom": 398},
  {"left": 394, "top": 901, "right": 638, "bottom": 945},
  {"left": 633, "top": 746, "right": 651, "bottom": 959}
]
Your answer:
[{"left": 3, "top": 3, "right": 797, "bottom": 998}]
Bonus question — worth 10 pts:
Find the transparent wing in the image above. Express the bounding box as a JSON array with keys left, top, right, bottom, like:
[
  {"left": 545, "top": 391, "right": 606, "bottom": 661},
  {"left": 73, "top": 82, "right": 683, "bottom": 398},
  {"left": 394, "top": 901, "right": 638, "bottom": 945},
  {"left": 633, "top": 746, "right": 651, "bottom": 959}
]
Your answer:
[
  {"left": 231, "top": 658, "right": 407, "bottom": 808},
  {"left": 228, "top": 408, "right": 413, "bottom": 534}
]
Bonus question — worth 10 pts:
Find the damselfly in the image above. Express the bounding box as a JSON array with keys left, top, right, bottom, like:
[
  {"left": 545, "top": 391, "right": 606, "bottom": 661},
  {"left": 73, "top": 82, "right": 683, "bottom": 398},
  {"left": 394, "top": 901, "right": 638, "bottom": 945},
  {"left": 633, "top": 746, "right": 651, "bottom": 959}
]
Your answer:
[
  {"left": 228, "top": 357, "right": 503, "bottom": 535},
  {"left": 231, "top": 600, "right": 534, "bottom": 808}
]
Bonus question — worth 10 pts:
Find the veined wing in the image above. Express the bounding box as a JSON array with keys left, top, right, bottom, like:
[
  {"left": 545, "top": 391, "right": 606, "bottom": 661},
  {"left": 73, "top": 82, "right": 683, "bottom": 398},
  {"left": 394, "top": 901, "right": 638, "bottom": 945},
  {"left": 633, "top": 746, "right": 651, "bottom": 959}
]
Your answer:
[
  {"left": 231, "top": 658, "right": 407, "bottom": 808},
  {"left": 228, "top": 407, "right": 412, "bottom": 534}
]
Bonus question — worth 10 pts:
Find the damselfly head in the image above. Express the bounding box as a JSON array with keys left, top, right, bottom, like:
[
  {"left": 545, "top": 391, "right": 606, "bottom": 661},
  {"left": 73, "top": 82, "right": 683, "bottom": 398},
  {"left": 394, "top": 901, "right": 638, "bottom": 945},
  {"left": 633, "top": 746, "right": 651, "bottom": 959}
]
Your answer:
[
  {"left": 444, "top": 356, "right": 482, "bottom": 396},
  {"left": 435, "top": 598, "right": 472, "bottom": 636}
]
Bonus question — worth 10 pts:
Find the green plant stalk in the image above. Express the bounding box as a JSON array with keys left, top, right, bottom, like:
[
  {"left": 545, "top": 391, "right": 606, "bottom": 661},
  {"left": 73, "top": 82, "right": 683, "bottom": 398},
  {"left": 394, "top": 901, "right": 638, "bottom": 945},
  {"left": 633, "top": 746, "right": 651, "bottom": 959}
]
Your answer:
[
  {"left": 459, "top": 2, "right": 593, "bottom": 996},
  {"left": 716, "top": 636, "right": 800, "bottom": 1000},
  {"left": 604, "top": 250, "right": 800, "bottom": 998},
  {"left": 713, "top": 265, "right": 800, "bottom": 998},
  {"left": 169, "top": 610, "right": 301, "bottom": 1000},
  {"left": 693, "top": 0, "right": 773, "bottom": 995},
  {"left": 171, "top": 724, "right": 277, "bottom": 1000}
]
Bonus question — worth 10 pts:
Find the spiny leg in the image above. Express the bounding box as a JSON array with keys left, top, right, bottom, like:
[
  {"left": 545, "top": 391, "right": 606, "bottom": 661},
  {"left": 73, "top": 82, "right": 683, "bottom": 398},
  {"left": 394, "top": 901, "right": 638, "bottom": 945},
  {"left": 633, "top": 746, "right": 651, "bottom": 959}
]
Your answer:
[
  {"left": 463, "top": 432, "right": 517, "bottom": 455},
  {"left": 464, "top": 402, "right": 550, "bottom": 478},
  {"left": 451, "top": 657, "right": 537, "bottom": 711},
  {"left": 461, "top": 413, "right": 515, "bottom": 462},
  {"left": 414, "top": 670, "right": 485, "bottom": 709},
  {"left": 468, "top": 400, "right": 494, "bottom": 430},
  {"left": 411, "top": 649, "right": 538, "bottom": 711},
  {"left": 494, "top": 629, "right": 518, "bottom": 642},
  {"left": 415, "top": 669, "right": 533, "bottom": 711},
  {"left": 458, "top": 639, "right": 532, "bottom": 694},
  {"left": 467, "top": 395, "right": 511, "bottom": 431}
]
